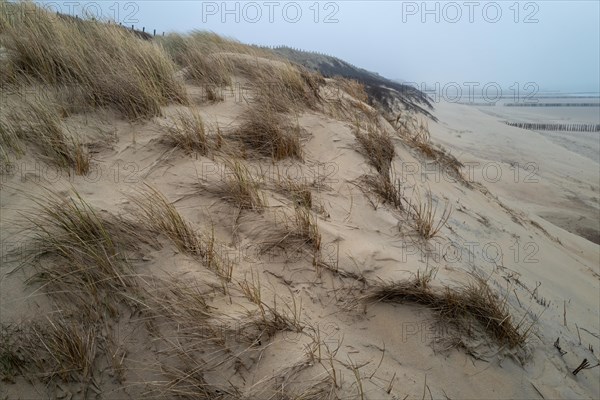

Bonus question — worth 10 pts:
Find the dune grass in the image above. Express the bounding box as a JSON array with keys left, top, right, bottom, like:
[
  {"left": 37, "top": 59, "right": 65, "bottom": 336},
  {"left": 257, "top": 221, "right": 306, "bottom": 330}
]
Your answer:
[
  {"left": 0, "top": 1, "right": 187, "bottom": 119},
  {"left": 32, "top": 316, "right": 98, "bottom": 382},
  {"left": 262, "top": 204, "right": 322, "bottom": 267},
  {"left": 354, "top": 123, "right": 395, "bottom": 176},
  {"left": 159, "top": 32, "right": 234, "bottom": 87},
  {"left": 395, "top": 112, "right": 465, "bottom": 181},
  {"left": 353, "top": 122, "right": 404, "bottom": 210},
  {"left": 233, "top": 102, "right": 303, "bottom": 160},
  {"left": 131, "top": 185, "right": 233, "bottom": 281},
  {"left": 360, "top": 271, "right": 528, "bottom": 348},
  {"left": 163, "top": 108, "right": 209, "bottom": 155},
  {"left": 359, "top": 171, "right": 404, "bottom": 210},
  {"left": 20, "top": 188, "right": 161, "bottom": 319},
  {"left": 334, "top": 77, "right": 369, "bottom": 103},
  {"left": 213, "top": 159, "right": 267, "bottom": 211},
  {"left": 1, "top": 96, "right": 90, "bottom": 174},
  {"left": 407, "top": 188, "right": 452, "bottom": 239}
]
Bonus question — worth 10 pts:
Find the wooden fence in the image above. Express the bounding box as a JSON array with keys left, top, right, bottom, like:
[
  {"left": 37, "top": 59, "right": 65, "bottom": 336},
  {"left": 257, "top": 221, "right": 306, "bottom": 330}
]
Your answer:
[{"left": 504, "top": 122, "right": 600, "bottom": 132}]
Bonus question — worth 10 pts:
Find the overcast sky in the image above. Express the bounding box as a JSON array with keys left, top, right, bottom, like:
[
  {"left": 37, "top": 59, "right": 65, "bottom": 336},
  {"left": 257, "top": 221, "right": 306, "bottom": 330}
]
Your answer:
[{"left": 40, "top": 1, "right": 600, "bottom": 93}]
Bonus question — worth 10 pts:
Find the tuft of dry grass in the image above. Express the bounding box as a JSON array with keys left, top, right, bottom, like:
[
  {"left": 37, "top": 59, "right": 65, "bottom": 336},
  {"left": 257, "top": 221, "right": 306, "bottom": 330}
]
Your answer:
[
  {"left": 131, "top": 185, "right": 205, "bottom": 257},
  {"left": 32, "top": 316, "right": 98, "bottom": 382},
  {"left": 163, "top": 108, "right": 209, "bottom": 155},
  {"left": 214, "top": 159, "right": 267, "bottom": 211},
  {"left": 159, "top": 32, "right": 235, "bottom": 86},
  {"left": 1, "top": 2, "right": 187, "bottom": 119},
  {"left": 1, "top": 96, "right": 90, "bottom": 174},
  {"left": 1, "top": 318, "right": 98, "bottom": 384},
  {"left": 353, "top": 121, "right": 405, "bottom": 210},
  {"left": 360, "top": 271, "right": 528, "bottom": 348},
  {"left": 335, "top": 77, "right": 369, "bottom": 103},
  {"left": 22, "top": 189, "right": 152, "bottom": 311},
  {"left": 249, "top": 289, "right": 306, "bottom": 338},
  {"left": 395, "top": 112, "right": 465, "bottom": 181},
  {"left": 233, "top": 102, "right": 303, "bottom": 160},
  {"left": 262, "top": 204, "right": 322, "bottom": 267},
  {"left": 407, "top": 188, "right": 452, "bottom": 239},
  {"left": 292, "top": 205, "right": 322, "bottom": 254},
  {"left": 354, "top": 123, "right": 395, "bottom": 176},
  {"left": 359, "top": 172, "right": 403, "bottom": 210}
]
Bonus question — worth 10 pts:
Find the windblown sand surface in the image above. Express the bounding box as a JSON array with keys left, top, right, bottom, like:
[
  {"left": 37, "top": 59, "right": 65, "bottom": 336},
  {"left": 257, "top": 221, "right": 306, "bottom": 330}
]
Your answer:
[{"left": 431, "top": 101, "right": 600, "bottom": 245}]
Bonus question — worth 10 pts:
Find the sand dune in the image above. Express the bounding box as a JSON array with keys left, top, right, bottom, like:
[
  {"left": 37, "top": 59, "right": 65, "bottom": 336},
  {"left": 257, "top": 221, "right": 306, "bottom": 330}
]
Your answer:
[{"left": 1, "top": 4, "right": 599, "bottom": 399}]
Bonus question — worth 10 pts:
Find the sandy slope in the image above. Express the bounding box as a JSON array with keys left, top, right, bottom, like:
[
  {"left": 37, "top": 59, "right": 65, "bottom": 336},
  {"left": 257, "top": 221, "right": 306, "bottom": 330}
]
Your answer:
[{"left": 1, "top": 82, "right": 599, "bottom": 399}]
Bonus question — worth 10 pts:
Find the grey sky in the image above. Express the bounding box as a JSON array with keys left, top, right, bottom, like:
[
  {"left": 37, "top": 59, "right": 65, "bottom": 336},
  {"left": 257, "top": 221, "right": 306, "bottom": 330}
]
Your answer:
[{"left": 40, "top": 1, "right": 600, "bottom": 93}]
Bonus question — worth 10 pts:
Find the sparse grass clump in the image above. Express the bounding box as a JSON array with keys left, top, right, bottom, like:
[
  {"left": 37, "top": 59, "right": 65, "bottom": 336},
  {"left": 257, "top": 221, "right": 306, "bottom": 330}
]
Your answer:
[
  {"left": 23, "top": 190, "right": 151, "bottom": 309},
  {"left": 359, "top": 171, "right": 403, "bottom": 209},
  {"left": 353, "top": 122, "right": 404, "bottom": 210},
  {"left": 2, "top": 96, "right": 90, "bottom": 174},
  {"left": 263, "top": 204, "right": 321, "bottom": 264},
  {"left": 132, "top": 186, "right": 233, "bottom": 280},
  {"left": 164, "top": 108, "right": 209, "bottom": 155},
  {"left": 360, "top": 271, "right": 528, "bottom": 348},
  {"left": 293, "top": 205, "right": 322, "bottom": 253},
  {"left": 216, "top": 159, "right": 267, "bottom": 210},
  {"left": 354, "top": 123, "right": 395, "bottom": 176},
  {"left": 234, "top": 102, "right": 303, "bottom": 160},
  {"left": 395, "top": 112, "right": 465, "bottom": 181},
  {"left": 1, "top": 2, "right": 187, "bottom": 119},
  {"left": 132, "top": 185, "right": 205, "bottom": 257},
  {"left": 32, "top": 316, "right": 98, "bottom": 382},
  {"left": 407, "top": 188, "right": 452, "bottom": 239}
]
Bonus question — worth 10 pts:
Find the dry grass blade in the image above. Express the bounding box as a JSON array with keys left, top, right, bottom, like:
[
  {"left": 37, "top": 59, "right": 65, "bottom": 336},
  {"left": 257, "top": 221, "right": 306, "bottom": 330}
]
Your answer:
[{"left": 361, "top": 271, "right": 527, "bottom": 348}]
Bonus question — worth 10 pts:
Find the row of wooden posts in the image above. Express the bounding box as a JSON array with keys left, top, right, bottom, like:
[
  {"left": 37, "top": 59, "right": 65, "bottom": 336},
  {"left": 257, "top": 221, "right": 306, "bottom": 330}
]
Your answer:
[
  {"left": 125, "top": 24, "right": 164, "bottom": 37},
  {"left": 55, "top": 13, "right": 164, "bottom": 37},
  {"left": 505, "top": 103, "right": 600, "bottom": 107},
  {"left": 505, "top": 122, "right": 600, "bottom": 132}
]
